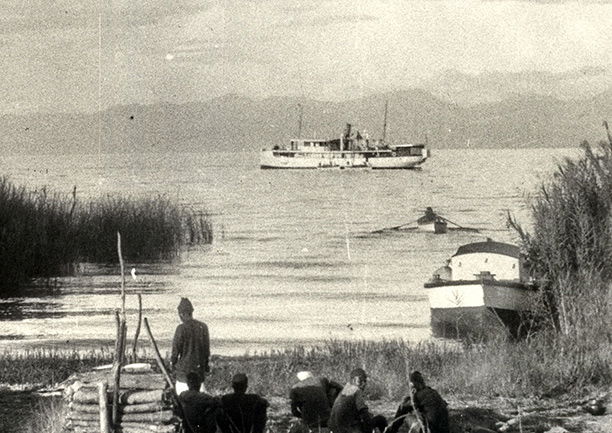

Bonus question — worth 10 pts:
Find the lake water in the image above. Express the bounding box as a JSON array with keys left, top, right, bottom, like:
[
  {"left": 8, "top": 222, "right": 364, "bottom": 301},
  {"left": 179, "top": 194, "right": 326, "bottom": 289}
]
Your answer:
[{"left": 0, "top": 148, "right": 579, "bottom": 356}]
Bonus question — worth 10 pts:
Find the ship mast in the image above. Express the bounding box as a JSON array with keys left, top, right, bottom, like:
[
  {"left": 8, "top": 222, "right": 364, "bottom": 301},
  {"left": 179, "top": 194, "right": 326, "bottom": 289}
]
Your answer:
[
  {"left": 382, "top": 100, "right": 388, "bottom": 143},
  {"left": 297, "top": 104, "right": 303, "bottom": 139}
]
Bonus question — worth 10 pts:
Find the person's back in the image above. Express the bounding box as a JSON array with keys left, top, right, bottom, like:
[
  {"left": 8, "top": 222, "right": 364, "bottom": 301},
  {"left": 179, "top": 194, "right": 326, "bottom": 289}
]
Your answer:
[
  {"left": 219, "top": 373, "right": 268, "bottom": 433},
  {"left": 172, "top": 298, "right": 210, "bottom": 393},
  {"left": 388, "top": 371, "right": 449, "bottom": 433},
  {"left": 290, "top": 373, "right": 335, "bottom": 429},
  {"left": 412, "top": 386, "right": 448, "bottom": 433},
  {"left": 179, "top": 373, "right": 221, "bottom": 433},
  {"left": 329, "top": 368, "right": 386, "bottom": 433},
  {"left": 329, "top": 382, "right": 367, "bottom": 433}
]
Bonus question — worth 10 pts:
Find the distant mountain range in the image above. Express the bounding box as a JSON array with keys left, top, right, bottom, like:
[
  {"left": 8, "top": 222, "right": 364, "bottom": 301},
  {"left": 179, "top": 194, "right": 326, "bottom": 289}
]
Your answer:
[{"left": 1, "top": 86, "right": 611, "bottom": 154}]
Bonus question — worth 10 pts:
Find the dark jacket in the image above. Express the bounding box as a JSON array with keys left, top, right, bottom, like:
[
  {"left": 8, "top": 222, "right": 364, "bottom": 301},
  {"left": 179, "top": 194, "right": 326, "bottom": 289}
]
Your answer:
[
  {"left": 290, "top": 376, "right": 342, "bottom": 428},
  {"left": 387, "top": 387, "right": 449, "bottom": 433},
  {"left": 329, "top": 383, "right": 372, "bottom": 433},
  {"left": 171, "top": 318, "right": 210, "bottom": 382},
  {"left": 219, "top": 392, "right": 269, "bottom": 433},
  {"left": 179, "top": 390, "right": 221, "bottom": 433}
]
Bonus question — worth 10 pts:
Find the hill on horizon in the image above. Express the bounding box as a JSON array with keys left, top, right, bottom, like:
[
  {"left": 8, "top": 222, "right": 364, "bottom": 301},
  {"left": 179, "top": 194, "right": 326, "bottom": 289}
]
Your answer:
[{"left": 1, "top": 88, "right": 611, "bottom": 155}]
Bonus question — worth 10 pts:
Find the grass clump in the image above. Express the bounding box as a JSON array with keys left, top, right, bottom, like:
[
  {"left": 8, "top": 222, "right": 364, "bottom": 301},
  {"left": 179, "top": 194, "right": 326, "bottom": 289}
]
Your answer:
[
  {"left": 0, "top": 177, "right": 212, "bottom": 290},
  {"left": 0, "top": 347, "right": 115, "bottom": 386}
]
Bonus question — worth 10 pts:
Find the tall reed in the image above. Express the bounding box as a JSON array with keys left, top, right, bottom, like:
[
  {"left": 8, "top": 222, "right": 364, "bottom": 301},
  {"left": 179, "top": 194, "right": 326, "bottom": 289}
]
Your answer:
[
  {"left": 509, "top": 140, "right": 612, "bottom": 341},
  {"left": 0, "top": 177, "right": 212, "bottom": 290}
]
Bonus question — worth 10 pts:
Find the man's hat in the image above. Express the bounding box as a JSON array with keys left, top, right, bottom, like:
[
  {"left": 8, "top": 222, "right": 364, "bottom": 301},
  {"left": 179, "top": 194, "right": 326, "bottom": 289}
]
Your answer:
[
  {"left": 178, "top": 297, "right": 194, "bottom": 313},
  {"left": 232, "top": 373, "right": 248, "bottom": 387}
]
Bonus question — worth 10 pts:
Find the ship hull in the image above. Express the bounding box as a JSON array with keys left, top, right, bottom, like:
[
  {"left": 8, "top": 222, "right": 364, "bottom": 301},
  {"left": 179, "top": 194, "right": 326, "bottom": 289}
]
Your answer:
[
  {"left": 425, "top": 280, "right": 536, "bottom": 339},
  {"left": 260, "top": 150, "right": 427, "bottom": 169}
]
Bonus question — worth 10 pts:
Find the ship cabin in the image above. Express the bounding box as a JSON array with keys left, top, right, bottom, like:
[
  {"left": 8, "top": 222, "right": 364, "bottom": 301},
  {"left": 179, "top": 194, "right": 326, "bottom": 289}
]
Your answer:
[
  {"left": 392, "top": 143, "right": 427, "bottom": 157},
  {"left": 288, "top": 138, "right": 330, "bottom": 152},
  {"left": 432, "top": 240, "right": 527, "bottom": 283}
]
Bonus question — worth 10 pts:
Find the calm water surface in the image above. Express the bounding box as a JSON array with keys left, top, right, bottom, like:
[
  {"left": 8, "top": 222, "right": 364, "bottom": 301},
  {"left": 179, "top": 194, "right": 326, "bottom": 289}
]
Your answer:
[{"left": 0, "top": 148, "right": 579, "bottom": 355}]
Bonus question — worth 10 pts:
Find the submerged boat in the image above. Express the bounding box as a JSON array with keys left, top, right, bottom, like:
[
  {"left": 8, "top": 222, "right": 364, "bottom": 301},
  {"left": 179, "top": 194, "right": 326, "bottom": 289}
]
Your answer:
[{"left": 424, "top": 239, "right": 537, "bottom": 340}]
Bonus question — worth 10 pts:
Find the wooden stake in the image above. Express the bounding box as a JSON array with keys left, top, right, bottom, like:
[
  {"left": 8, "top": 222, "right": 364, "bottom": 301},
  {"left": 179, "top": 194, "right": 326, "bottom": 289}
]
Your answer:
[
  {"left": 117, "top": 232, "right": 126, "bottom": 321},
  {"left": 112, "top": 232, "right": 128, "bottom": 429},
  {"left": 143, "top": 317, "right": 195, "bottom": 433},
  {"left": 132, "top": 293, "right": 142, "bottom": 363},
  {"left": 98, "top": 381, "right": 110, "bottom": 433}
]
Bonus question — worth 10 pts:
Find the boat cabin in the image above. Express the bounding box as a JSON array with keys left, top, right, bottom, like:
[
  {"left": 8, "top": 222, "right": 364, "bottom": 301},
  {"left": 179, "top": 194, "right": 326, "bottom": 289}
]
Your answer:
[
  {"left": 442, "top": 241, "right": 526, "bottom": 282},
  {"left": 393, "top": 144, "right": 427, "bottom": 157},
  {"left": 288, "top": 139, "right": 329, "bottom": 151}
]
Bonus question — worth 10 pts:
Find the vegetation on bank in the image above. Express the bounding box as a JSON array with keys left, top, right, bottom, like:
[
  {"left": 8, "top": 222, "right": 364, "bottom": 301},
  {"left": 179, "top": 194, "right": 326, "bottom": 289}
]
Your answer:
[
  {"left": 0, "top": 177, "right": 212, "bottom": 290},
  {"left": 510, "top": 139, "right": 612, "bottom": 342}
]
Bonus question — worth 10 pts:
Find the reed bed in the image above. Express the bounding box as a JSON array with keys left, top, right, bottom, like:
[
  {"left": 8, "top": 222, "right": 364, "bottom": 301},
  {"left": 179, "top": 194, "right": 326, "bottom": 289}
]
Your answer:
[
  {"left": 0, "top": 177, "right": 212, "bottom": 290},
  {"left": 510, "top": 140, "right": 612, "bottom": 340},
  {"left": 0, "top": 347, "right": 115, "bottom": 386}
]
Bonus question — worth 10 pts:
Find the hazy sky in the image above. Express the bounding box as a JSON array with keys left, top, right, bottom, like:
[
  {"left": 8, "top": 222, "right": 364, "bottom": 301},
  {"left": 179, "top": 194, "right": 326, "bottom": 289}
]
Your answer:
[{"left": 2, "top": 0, "right": 611, "bottom": 114}]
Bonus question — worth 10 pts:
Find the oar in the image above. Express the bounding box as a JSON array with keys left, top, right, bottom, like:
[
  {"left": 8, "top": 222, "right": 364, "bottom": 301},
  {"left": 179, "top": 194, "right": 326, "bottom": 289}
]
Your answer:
[
  {"left": 371, "top": 219, "right": 418, "bottom": 234},
  {"left": 438, "top": 215, "right": 480, "bottom": 233}
]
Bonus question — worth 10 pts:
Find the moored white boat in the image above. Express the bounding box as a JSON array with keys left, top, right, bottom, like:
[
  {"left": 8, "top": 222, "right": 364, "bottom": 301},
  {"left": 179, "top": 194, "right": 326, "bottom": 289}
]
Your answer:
[
  {"left": 260, "top": 122, "right": 428, "bottom": 170},
  {"left": 260, "top": 138, "right": 429, "bottom": 169},
  {"left": 424, "top": 240, "right": 537, "bottom": 339}
]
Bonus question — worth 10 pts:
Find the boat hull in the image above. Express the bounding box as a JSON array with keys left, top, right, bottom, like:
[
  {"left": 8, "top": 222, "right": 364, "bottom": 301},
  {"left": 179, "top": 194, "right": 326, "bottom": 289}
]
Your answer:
[
  {"left": 367, "top": 155, "right": 427, "bottom": 169},
  {"left": 260, "top": 150, "right": 427, "bottom": 169},
  {"left": 417, "top": 220, "right": 447, "bottom": 234},
  {"left": 424, "top": 279, "right": 536, "bottom": 339}
]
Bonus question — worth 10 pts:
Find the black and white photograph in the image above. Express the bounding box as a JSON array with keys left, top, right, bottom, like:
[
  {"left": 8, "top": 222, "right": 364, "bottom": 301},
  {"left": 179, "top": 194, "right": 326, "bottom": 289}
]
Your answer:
[{"left": 0, "top": 1, "right": 610, "bottom": 432}]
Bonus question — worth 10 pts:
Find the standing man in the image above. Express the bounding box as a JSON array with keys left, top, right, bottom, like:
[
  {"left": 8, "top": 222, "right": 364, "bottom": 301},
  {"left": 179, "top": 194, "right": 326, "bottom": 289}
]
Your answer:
[
  {"left": 171, "top": 297, "right": 210, "bottom": 394},
  {"left": 329, "top": 368, "right": 387, "bottom": 433},
  {"left": 218, "top": 373, "right": 269, "bottom": 433}
]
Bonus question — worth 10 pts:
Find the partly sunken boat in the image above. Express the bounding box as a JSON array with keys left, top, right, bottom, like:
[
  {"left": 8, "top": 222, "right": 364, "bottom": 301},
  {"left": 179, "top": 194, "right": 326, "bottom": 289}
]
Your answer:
[
  {"left": 260, "top": 103, "right": 429, "bottom": 169},
  {"left": 424, "top": 239, "right": 537, "bottom": 339}
]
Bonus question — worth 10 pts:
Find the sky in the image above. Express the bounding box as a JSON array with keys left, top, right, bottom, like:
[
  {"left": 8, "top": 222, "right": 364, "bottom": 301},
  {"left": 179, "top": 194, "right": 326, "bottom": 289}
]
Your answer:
[{"left": 1, "top": 0, "right": 611, "bottom": 114}]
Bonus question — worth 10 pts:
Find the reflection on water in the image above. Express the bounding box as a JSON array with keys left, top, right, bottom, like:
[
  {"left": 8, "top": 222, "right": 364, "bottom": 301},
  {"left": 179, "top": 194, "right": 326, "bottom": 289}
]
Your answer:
[{"left": 0, "top": 300, "right": 63, "bottom": 322}]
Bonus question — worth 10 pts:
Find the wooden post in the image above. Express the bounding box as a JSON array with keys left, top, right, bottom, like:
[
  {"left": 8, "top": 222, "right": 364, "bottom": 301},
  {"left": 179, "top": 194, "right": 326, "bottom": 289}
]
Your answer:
[
  {"left": 112, "top": 232, "right": 128, "bottom": 429},
  {"left": 144, "top": 317, "right": 195, "bottom": 433},
  {"left": 98, "top": 381, "right": 110, "bottom": 433},
  {"left": 132, "top": 293, "right": 142, "bottom": 362}
]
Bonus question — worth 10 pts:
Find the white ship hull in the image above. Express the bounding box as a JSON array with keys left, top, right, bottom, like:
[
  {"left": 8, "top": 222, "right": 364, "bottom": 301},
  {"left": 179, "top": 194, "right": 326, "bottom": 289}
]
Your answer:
[
  {"left": 425, "top": 280, "right": 536, "bottom": 339},
  {"left": 260, "top": 150, "right": 427, "bottom": 170}
]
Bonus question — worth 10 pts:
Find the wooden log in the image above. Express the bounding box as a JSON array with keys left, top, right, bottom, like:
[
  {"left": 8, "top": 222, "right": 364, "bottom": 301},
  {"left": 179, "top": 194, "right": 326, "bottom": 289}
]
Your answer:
[
  {"left": 69, "top": 401, "right": 168, "bottom": 415},
  {"left": 66, "top": 420, "right": 177, "bottom": 433},
  {"left": 69, "top": 402, "right": 101, "bottom": 413},
  {"left": 120, "top": 409, "right": 175, "bottom": 423},
  {"left": 121, "top": 401, "right": 166, "bottom": 413},
  {"left": 72, "top": 388, "right": 165, "bottom": 405},
  {"left": 68, "top": 410, "right": 174, "bottom": 423},
  {"left": 122, "top": 389, "right": 165, "bottom": 405},
  {"left": 70, "top": 372, "right": 166, "bottom": 390},
  {"left": 120, "top": 424, "right": 177, "bottom": 433}
]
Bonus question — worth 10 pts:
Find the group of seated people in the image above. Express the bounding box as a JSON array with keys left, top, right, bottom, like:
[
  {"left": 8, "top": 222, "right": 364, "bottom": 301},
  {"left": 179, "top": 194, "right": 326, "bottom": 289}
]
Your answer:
[{"left": 178, "top": 368, "right": 449, "bottom": 433}]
